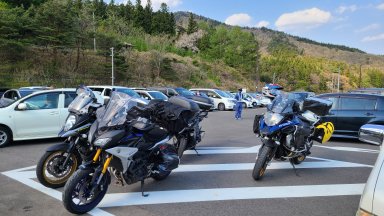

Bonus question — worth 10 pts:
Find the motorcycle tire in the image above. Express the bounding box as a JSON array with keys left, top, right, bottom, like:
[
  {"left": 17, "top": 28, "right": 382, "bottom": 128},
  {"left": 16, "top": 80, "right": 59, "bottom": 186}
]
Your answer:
[
  {"left": 151, "top": 170, "right": 171, "bottom": 181},
  {"left": 252, "top": 146, "right": 272, "bottom": 181},
  {"left": 290, "top": 155, "right": 306, "bottom": 165},
  {"left": 177, "top": 138, "right": 188, "bottom": 158},
  {"left": 62, "top": 169, "right": 110, "bottom": 214},
  {"left": 36, "top": 151, "right": 80, "bottom": 188}
]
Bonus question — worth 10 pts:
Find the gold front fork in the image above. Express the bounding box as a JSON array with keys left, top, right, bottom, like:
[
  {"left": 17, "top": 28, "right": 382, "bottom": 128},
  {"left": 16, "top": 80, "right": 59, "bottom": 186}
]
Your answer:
[{"left": 93, "top": 148, "right": 102, "bottom": 162}]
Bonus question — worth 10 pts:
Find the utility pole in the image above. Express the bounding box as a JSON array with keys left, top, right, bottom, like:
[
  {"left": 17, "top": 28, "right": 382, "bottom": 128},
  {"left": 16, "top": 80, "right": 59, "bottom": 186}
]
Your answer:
[
  {"left": 337, "top": 68, "right": 340, "bottom": 93},
  {"left": 93, "top": 12, "right": 96, "bottom": 52},
  {"left": 111, "top": 47, "right": 114, "bottom": 86},
  {"left": 272, "top": 72, "right": 276, "bottom": 84},
  {"left": 359, "top": 64, "right": 362, "bottom": 88}
]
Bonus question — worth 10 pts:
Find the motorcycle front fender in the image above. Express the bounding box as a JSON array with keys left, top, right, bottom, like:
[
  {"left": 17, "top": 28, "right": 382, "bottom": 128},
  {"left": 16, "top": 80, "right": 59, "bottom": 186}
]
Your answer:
[
  {"left": 46, "top": 143, "right": 71, "bottom": 152},
  {"left": 262, "top": 138, "right": 277, "bottom": 148}
]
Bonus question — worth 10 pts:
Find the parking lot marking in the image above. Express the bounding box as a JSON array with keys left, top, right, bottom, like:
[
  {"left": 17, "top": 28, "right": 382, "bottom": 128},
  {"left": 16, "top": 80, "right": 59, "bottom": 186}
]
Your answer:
[
  {"left": 1, "top": 169, "right": 114, "bottom": 216},
  {"left": 314, "top": 145, "right": 379, "bottom": 153},
  {"left": 98, "top": 183, "right": 365, "bottom": 208},
  {"left": 184, "top": 145, "right": 260, "bottom": 155}
]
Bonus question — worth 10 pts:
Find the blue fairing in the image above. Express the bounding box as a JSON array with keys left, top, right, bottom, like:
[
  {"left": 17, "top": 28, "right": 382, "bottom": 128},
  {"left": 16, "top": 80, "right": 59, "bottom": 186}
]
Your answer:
[
  {"left": 120, "top": 133, "right": 143, "bottom": 142},
  {"left": 259, "top": 116, "right": 300, "bottom": 135}
]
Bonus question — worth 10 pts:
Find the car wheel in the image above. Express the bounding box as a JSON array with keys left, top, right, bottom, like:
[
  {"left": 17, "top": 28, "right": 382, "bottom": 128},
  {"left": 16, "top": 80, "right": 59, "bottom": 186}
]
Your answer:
[
  {"left": 0, "top": 126, "right": 12, "bottom": 148},
  {"left": 218, "top": 103, "right": 225, "bottom": 111},
  {"left": 242, "top": 103, "right": 246, "bottom": 109}
]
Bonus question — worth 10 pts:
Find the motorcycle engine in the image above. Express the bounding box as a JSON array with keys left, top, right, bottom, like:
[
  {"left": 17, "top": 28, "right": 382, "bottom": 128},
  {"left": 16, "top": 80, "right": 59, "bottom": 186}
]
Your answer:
[{"left": 123, "top": 158, "right": 150, "bottom": 185}]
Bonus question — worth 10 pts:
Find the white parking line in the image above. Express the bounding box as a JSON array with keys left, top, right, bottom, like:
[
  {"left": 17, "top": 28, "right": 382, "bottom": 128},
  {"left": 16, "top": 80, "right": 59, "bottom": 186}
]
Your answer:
[
  {"left": 99, "top": 184, "right": 365, "bottom": 207},
  {"left": 1, "top": 170, "right": 114, "bottom": 216},
  {"left": 314, "top": 145, "right": 379, "bottom": 153},
  {"left": 184, "top": 146, "right": 260, "bottom": 155}
]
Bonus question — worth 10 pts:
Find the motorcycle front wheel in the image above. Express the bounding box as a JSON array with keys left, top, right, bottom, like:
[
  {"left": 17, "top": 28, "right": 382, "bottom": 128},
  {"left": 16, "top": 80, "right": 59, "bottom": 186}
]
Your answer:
[
  {"left": 62, "top": 169, "right": 110, "bottom": 214},
  {"left": 36, "top": 151, "right": 80, "bottom": 188},
  {"left": 252, "top": 146, "right": 272, "bottom": 181}
]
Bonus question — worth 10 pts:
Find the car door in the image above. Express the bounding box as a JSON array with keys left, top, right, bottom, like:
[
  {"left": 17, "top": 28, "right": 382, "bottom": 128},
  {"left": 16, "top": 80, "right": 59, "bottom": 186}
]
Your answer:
[
  {"left": 317, "top": 95, "right": 339, "bottom": 131},
  {"left": 337, "top": 96, "right": 377, "bottom": 136},
  {"left": 13, "top": 92, "right": 62, "bottom": 139},
  {"left": 60, "top": 91, "right": 77, "bottom": 124}
]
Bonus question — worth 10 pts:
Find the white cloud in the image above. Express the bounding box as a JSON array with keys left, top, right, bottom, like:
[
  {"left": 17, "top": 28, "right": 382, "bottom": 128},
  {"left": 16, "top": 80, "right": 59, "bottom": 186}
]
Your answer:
[
  {"left": 377, "top": 3, "right": 384, "bottom": 10},
  {"left": 256, "top": 20, "right": 270, "bottom": 28},
  {"left": 355, "top": 23, "right": 381, "bottom": 33},
  {"left": 362, "top": 33, "right": 384, "bottom": 42},
  {"left": 275, "top": 8, "right": 332, "bottom": 31},
  {"left": 225, "top": 13, "right": 252, "bottom": 27},
  {"left": 336, "top": 5, "right": 357, "bottom": 14}
]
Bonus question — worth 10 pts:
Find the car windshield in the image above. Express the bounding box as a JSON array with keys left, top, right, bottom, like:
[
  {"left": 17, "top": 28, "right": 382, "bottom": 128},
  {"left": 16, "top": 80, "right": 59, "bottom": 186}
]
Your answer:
[
  {"left": 216, "top": 90, "right": 230, "bottom": 98},
  {"left": 223, "top": 91, "right": 235, "bottom": 98},
  {"left": 97, "top": 92, "right": 138, "bottom": 129},
  {"left": 115, "top": 88, "right": 140, "bottom": 98},
  {"left": 175, "top": 88, "right": 194, "bottom": 96},
  {"left": 269, "top": 93, "right": 298, "bottom": 114},
  {"left": 148, "top": 91, "right": 168, "bottom": 100},
  {"left": 19, "top": 90, "right": 36, "bottom": 97},
  {"left": 68, "top": 86, "right": 95, "bottom": 113}
]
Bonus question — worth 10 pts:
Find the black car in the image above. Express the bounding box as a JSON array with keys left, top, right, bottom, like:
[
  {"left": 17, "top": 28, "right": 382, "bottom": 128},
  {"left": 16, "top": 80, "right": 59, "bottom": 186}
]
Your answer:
[
  {"left": 149, "top": 87, "right": 213, "bottom": 110},
  {"left": 316, "top": 93, "right": 384, "bottom": 138}
]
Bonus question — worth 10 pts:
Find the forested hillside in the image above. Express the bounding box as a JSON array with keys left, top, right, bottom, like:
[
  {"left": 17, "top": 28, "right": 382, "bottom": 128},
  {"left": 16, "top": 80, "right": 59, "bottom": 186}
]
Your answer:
[{"left": 1, "top": 0, "right": 383, "bottom": 92}]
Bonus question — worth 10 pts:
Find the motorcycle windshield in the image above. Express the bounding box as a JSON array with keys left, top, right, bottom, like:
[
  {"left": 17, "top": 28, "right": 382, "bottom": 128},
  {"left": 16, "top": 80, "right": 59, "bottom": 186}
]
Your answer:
[
  {"left": 97, "top": 92, "right": 138, "bottom": 129},
  {"left": 268, "top": 92, "right": 297, "bottom": 114},
  {"left": 68, "top": 85, "right": 95, "bottom": 113}
]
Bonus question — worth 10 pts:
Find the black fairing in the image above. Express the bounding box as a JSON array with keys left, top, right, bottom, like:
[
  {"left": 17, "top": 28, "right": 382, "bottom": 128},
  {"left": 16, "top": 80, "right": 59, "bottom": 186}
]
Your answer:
[
  {"left": 58, "top": 113, "right": 93, "bottom": 137},
  {"left": 88, "top": 122, "right": 98, "bottom": 144},
  {"left": 99, "top": 129, "right": 126, "bottom": 149}
]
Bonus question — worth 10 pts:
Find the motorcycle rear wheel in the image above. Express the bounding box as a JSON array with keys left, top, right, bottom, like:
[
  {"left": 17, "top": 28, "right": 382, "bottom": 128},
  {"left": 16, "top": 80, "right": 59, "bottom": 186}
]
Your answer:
[
  {"left": 36, "top": 151, "right": 79, "bottom": 188},
  {"left": 62, "top": 169, "right": 109, "bottom": 214},
  {"left": 177, "top": 138, "right": 188, "bottom": 158},
  {"left": 252, "top": 146, "right": 272, "bottom": 181},
  {"left": 151, "top": 170, "right": 171, "bottom": 181}
]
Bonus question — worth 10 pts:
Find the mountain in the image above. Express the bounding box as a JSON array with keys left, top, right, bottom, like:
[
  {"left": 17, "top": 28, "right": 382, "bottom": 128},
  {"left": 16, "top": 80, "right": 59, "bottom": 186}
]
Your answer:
[{"left": 174, "top": 11, "right": 384, "bottom": 70}]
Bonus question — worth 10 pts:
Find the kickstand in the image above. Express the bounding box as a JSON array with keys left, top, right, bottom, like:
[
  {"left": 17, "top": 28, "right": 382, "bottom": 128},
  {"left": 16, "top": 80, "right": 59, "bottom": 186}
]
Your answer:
[
  {"left": 290, "top": 160, "right": 300, "bottom": 177},
  {"left": 193, "top": 148, "right": 200, "bottom": 156},
  {"left": 140, "top": 180, "right": 149, "bottom": 197}
]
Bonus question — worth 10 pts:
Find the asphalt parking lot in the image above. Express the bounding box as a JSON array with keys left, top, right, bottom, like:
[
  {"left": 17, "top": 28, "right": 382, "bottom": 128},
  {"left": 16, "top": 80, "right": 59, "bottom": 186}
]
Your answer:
[{"left": 0, "top": 108, "right": 380, "bottom": 216}]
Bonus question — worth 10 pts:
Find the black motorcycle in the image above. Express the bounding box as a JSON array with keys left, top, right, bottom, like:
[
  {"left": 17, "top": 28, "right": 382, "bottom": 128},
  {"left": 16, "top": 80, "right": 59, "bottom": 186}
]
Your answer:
[
  {"left": 36, "top": 86, "right": 103, "bottom": 188},
  {"left": 252, "top": 93, "right": 333, "bottom": 180},
  {"left": 62, "top": 92, "right": 183, "bottom": 214},
  {"left": 141, "top": 96, "right": 208, "bottom": 158}
]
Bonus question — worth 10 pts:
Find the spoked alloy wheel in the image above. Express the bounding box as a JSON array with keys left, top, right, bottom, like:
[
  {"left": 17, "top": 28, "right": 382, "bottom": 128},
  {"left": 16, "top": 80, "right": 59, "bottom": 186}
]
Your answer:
[
  {"left": 0, "top": 126, "right": 11, "bottom": 147},
  {"left": 252, "top": 146, "right": 272, "bottom": 181},
  {"left": 36, "top": 151, "right": 79, "bottom": 188},
  {"left": 62, "top": 169, "right": 109, "bottom": 214}
]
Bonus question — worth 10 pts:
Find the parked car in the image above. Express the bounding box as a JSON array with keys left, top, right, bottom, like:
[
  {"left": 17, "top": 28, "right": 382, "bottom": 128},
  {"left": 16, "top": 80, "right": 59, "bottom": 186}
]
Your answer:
[
  {"left": 147, "top": 87, "right": 179, "bottom": 97},
  {"left": 243, "top": 92, "right": 260, "bottom": 107},
  {"left": 349, "top": 88, "right": 384, "bottom": 95},
  {"left": 0, "top": 88, "right": 44, "bottom": 108},
  {"left": 0, "top": 88, "right": 10, "bottom": 98},
  {"left": 190, "top": 88, "right": 236, "bottom": 111},
  {"left": 134, "top": 90, "right": 168, "bottom": 101},
  {"left": 226, "top": 91, "right": 253, "bottom": 108},
  {"left": 0, "top": 89, "right": 77, "bottom": 147},
  {"left": 291, "top": 91, "right": 315, "bottom": 100},
  {"left": 316, "top": 93, "right": 384, "bottom": 138},
  {"left": 174, "top": 87, "right": 214, "bottom": 110},
  {"left": 356, "top": 124, "right": 384, "bottom": 216},
  {"left": 88, "top": 85, "right": 148, "bottom": 105}
]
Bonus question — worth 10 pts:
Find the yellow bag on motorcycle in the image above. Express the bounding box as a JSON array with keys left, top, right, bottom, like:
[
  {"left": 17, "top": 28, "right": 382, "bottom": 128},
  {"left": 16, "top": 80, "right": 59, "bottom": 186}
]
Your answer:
[{"left": 313, "top": 122, "right": 334, "bottom": 144}]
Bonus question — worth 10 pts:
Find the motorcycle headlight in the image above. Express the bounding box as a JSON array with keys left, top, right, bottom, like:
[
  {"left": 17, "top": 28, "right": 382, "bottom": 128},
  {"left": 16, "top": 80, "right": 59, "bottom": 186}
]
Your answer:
[
  {"left": 94, "top": 138, "right": 111, "bottom": 147},
  {"left": 64, "top": 115, "right": 76, "bottom": 131},
  {"left": 264, "top": 112, "right": 284, "bottom": 126}
]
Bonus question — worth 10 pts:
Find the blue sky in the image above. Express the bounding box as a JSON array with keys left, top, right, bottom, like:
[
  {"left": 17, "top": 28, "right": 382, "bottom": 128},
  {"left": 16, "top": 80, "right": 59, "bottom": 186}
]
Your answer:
[{"left": 114, "top": 0, "right": 384, "bottom": 55}]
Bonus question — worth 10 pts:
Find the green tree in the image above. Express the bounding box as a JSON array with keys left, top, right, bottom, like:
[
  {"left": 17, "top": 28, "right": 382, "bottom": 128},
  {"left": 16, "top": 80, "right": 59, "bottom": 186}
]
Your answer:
[
  {"left": 186, "top": 12, "right": 198, "bottom": 34},
  {"left": 142, "top": 0, "right": 153, "bottom": 33}
]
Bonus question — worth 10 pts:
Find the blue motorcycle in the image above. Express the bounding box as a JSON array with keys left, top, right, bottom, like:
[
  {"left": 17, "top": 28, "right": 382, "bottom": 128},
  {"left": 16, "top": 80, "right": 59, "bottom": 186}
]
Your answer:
[{"left": 252, "top": 93, "right": 333, "bottom": 180}]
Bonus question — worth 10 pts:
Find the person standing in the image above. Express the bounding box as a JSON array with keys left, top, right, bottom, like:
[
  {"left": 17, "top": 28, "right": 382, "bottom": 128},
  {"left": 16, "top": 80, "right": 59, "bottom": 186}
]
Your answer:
[{"left": 235, "top": 88, "right": 243, "bottom": 120}]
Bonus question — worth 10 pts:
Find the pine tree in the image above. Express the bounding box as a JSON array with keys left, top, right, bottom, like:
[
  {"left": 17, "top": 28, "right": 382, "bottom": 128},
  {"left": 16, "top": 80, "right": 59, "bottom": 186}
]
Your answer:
[
  {"left": 143, "top": 0, "right": 153, "bottom": 33},
  {"left": 186, "top": 12, "right": 198, "bottom": 35}
]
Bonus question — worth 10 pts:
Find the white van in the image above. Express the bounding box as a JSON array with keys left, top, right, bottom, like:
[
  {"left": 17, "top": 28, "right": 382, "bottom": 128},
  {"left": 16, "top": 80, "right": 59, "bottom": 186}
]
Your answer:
[{"left": 190, "top": 88, "right": 236, "bottom": 111}]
